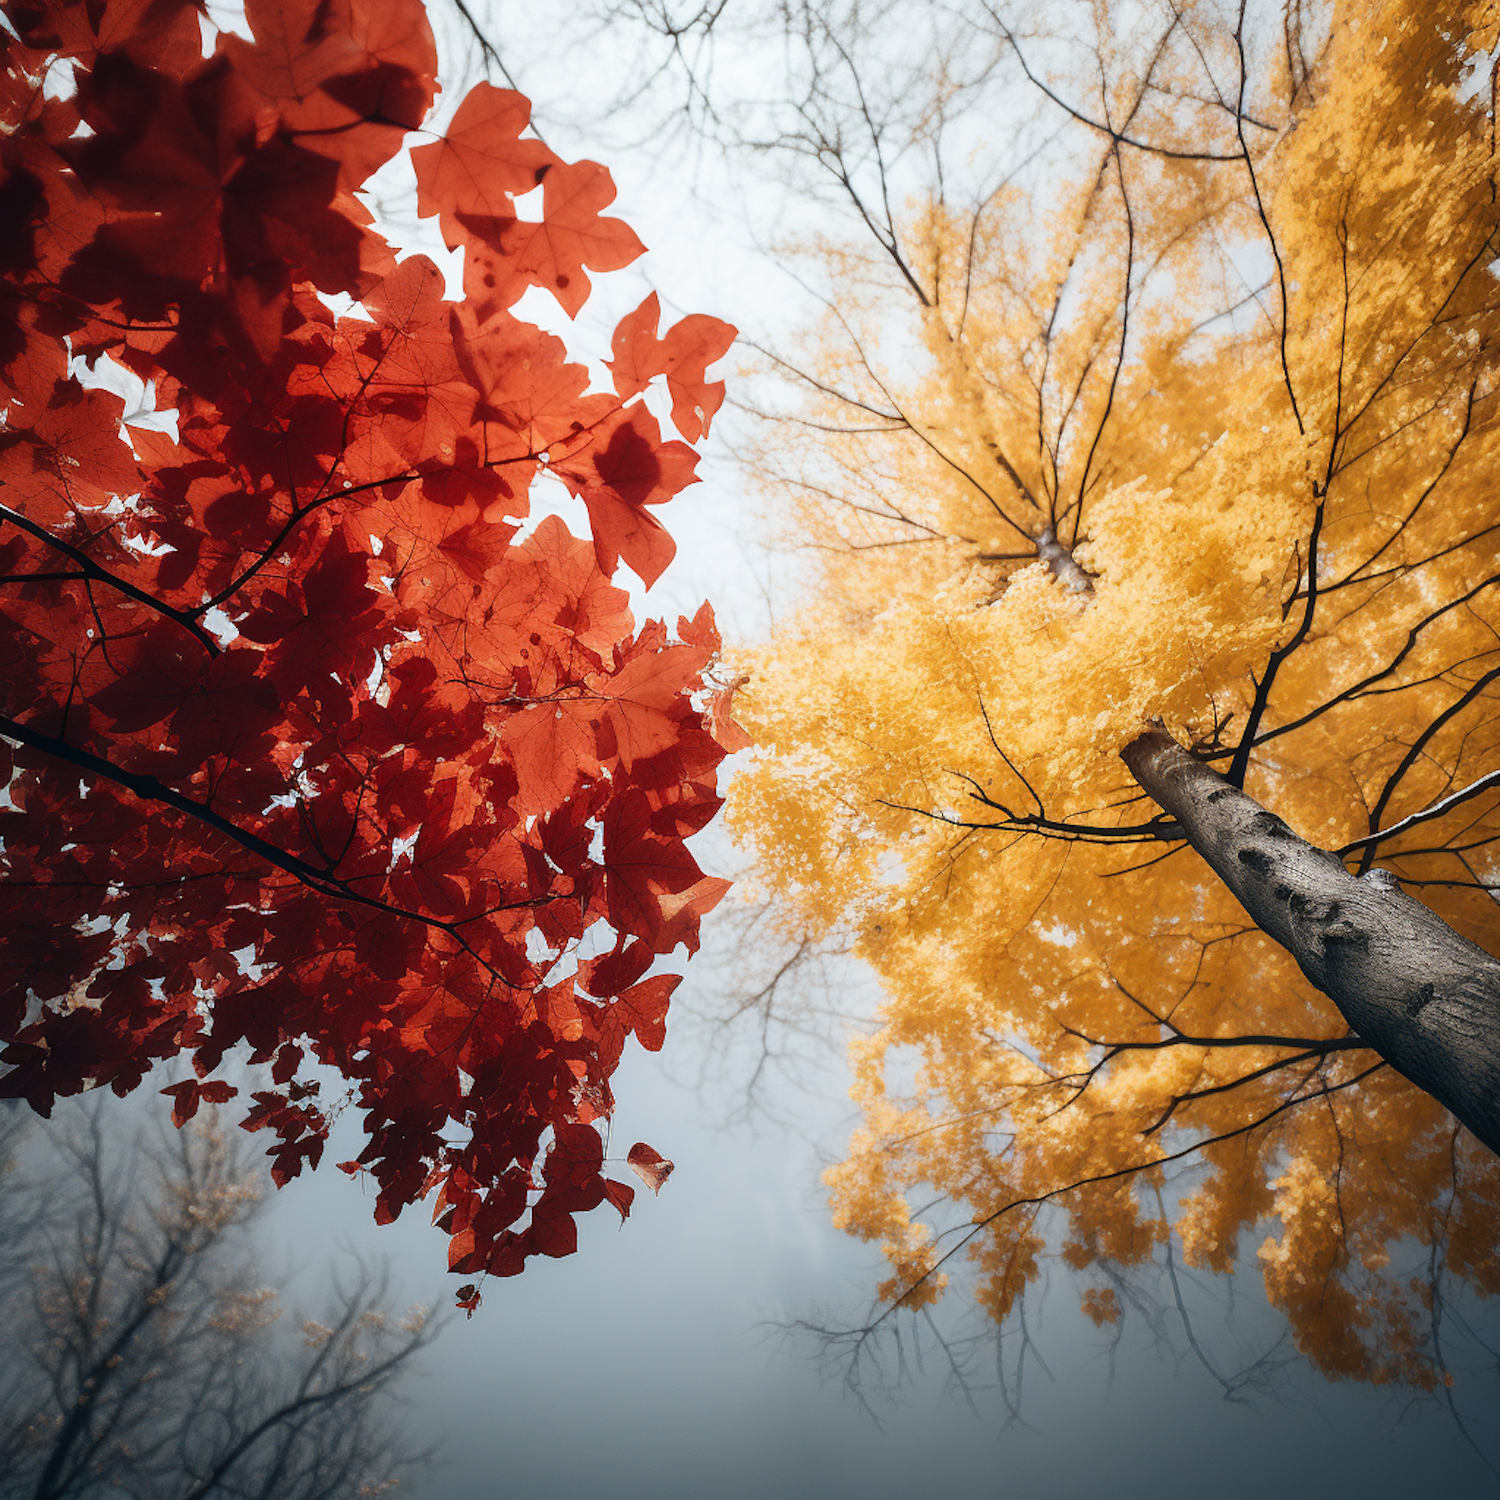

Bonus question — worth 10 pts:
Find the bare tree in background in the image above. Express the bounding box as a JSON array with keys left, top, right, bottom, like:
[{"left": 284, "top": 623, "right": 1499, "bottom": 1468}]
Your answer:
[{"left": 0, "top": 1102, "right": 437, "bottom": 1500}]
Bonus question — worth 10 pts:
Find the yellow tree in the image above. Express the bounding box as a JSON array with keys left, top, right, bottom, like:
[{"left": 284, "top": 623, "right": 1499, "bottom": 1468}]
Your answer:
[{"left": 729, "top": 0, "right": 1500, "bottom": 1390}]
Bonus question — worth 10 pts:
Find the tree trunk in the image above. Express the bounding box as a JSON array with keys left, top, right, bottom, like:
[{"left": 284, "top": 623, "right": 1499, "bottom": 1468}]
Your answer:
[{"left": 1120, "top": 728, "right": 1500, "bottom": 1156}]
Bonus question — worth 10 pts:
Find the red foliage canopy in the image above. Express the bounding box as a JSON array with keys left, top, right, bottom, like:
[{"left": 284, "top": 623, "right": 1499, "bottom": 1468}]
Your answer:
[{"left": 0, "top": 0, "right": 741, "bottom": 1295}]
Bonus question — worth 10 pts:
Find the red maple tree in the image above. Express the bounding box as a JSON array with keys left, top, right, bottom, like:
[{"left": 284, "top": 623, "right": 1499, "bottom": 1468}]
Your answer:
[{"left": 0, "top": 0, "right": 741, "bottom": 1304}]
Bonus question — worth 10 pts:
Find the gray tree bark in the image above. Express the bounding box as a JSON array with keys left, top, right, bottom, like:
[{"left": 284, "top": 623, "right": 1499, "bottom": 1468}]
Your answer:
[{"left": 1120, "top": 729, "right": 1500, "bottom": 1156}]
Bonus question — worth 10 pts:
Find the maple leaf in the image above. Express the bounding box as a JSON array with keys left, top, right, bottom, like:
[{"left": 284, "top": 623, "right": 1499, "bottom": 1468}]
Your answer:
[
  {"left": 601, "top": 642, "right": 713, "bottom": 770},
  {"left": 89, "top": 624, "right": 205, "bottom": 733},
  {"left": 160, "top": 1078, "right": 237, "bottom": 1128},
  {"left": 608, "top": 292, "right": 738, "bottom": 442},
  {"left": 587, "top": 973, "right": 680, "bottom": 1073},
  {"left": 504, "top": 161, "right": 645, "bottom": 317},
  {"left": 553, "top": 407, "right": 703, "bottom": 585},
  {"left": 615, "top": 974, "right": 676, "bottom": 1051},
  {"left": 236, "top": 528, "right": 382, "bottom": 703},
  {"left": 410, "top": 83, "right": 555, "bottom": 225},
  {"left": 505, "top": 700, "right": 601, "bottom": 818},
  {"left": 576, "top": 936, "right": 653, "bottom": 998},
  {"left": 63, "top": 50, "right": 367, "bottom": 354},
  {"left": 517, "top": 515, "right": 632, "bottom": 653},
  {"left": 0, "top": 379, "right": 140, "bottom": 506},
  {"left": 651, "top": 875, "right": 731, "bottom": 956},
  {"left": 567, "top": 406, "right": 701, "bottom": 509},
  {"left": 707, "top": 679, "right": 753, "bottom": 753},
  {"left": 222, "top": 0, "right": 439, "bottom": 191},
  {"left": 603, "top": 792, "right": 706, "bottom": 946},
  {"left": 434, "top": 517, "right": 518, "bottom": 582}
]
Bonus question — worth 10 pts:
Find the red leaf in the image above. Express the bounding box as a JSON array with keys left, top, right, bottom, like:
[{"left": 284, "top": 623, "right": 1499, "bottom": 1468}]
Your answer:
[
  {"left": 577, "top": 937, "right": 653, "bottom": 998},
  {"left": 556, "top": 406, "right": 701, "bottom": 510},
  {"left": 435, "top": 516, "right": 518, "bottom": 582},
  {"left": 503, "top": 161, "right": 645, "bottom": 318},
  {"left": 677, "top": 600, "right": 722, "bottom": 653},
  {"left": 601, "top": 642, "right": 711, "bottom": 770},
  {"left": 411, "top": 83, "right": 555, "bottom": 224},
  {"left": 160, "top": 1078, "right": 237, "bottom": 1128},
  {"left": 608, "top": 292, "right": 737, "bottom": 441},
  {"left": 579, "top": 486, "right": 678, "bottom": 587},
  {"left": 160, "top": 1080, "right": 202, "bottom": 1128},
  {"left": 615, "top": 973, "right": 679, "bottom": 1052},
  {"left": 237, "top": 529, "right": 381, "bottom": 699},
  {"left": 0, "top": 380, "right": 140, "bottom": 503},
  {"left": 448, "top": 1226, "right": 476, "bottom": 1271},
  {"left": 90, "top": 624, "right": 203, "bottom": 732},
  {"left": 708, "top": 678, "right": 753, "bottom": 753},
  {"left": 506, "top": 700, "right": 601, "bottom": 816},
  {"left": 550, "top": 407, "right": 701, "bottom": 584},
  {"left": 603, "top": 793, "right": 706, "bottom": 944},
  {"left": 224, "top": 0, "right": 438, "bottom": 189},
  {"left": 626, "top": 1142, "right": 674, "bottom": 1195},
  {"left": 654, "top": 874, "right": 733, "bottom": 955}
]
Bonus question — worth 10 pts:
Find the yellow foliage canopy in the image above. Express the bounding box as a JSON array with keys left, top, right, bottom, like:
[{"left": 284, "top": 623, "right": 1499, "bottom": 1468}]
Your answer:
[{"left": 730, "top": 0, "right": 1500, "bottom": 1384}]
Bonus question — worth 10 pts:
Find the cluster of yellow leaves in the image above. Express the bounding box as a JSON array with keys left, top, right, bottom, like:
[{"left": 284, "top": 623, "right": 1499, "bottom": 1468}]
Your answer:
[{"left": 731, "top": 0, "right": 1500, "bottom": 1383}]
